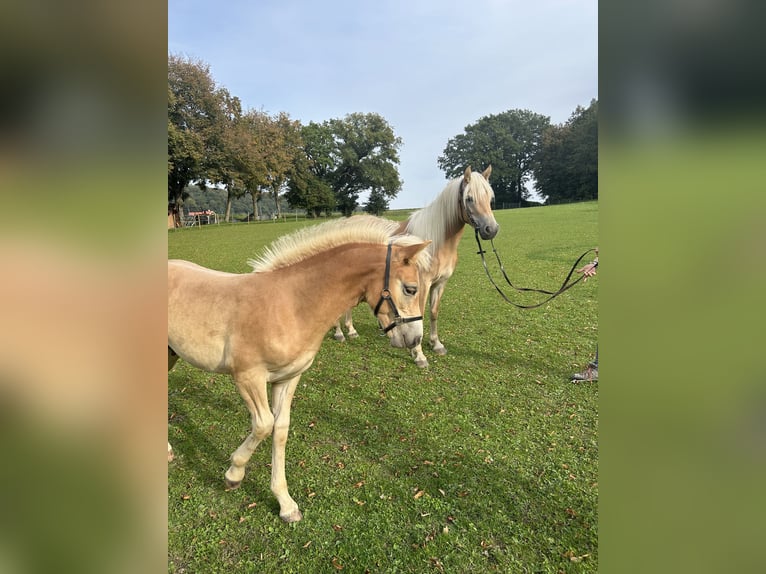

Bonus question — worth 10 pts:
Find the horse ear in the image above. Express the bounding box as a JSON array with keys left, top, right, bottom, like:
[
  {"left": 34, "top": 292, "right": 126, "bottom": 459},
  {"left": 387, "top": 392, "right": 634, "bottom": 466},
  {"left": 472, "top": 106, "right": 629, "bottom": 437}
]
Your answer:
[
  {"left": 482, "top": 165, "right": 492, "bottom": 180},
  {"left": 400, "top": 240, "right": 432, "bottom": 264},
  {"left": 463, "top": 166, "right": 472, "bottom": 184}
]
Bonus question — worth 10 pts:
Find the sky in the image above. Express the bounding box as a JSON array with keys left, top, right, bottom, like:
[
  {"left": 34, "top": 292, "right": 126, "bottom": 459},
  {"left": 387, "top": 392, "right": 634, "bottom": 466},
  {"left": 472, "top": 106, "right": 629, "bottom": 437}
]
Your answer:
[{"left": 168, "top": 0, "right": 597, "bottom": 209}]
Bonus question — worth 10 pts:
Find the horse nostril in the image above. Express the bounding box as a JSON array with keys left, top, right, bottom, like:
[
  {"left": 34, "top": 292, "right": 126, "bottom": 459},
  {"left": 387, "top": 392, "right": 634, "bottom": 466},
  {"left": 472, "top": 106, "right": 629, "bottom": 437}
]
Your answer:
[{"left": 483, "top": 223, "right": 499, "bottom": 239}]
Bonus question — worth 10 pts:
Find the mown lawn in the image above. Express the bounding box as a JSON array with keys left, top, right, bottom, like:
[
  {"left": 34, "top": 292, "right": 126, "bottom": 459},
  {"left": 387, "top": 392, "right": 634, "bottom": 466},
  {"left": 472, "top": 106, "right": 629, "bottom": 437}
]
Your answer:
[{"left": 168, "top": 201, "right": 598, "bottom": 573}]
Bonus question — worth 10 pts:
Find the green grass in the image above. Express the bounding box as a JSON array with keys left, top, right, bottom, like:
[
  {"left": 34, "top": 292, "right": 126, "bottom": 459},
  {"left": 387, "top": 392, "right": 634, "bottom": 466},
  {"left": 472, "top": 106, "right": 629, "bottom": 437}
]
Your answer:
[{"left": 168, "top": 202, "right": 598, "bottom": 573}]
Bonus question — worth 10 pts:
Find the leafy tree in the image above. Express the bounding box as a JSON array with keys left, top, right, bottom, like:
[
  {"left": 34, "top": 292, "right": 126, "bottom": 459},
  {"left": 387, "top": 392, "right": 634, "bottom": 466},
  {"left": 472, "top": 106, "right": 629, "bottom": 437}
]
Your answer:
[
  {"left": 365, "top": 187, "right": 390, "bottom": 215},
  {"left": 233, "top": 110, "right": 270, "bottom": 219},
  {"left": 533, "top": 99, "right": 598, "bottom": 203},
  {"left": 360, "top": 158, "right": 401, "bottom": 215},
  {"left": 261, "top": 112, "right": 303, "bottom": 218},
  {"left": 438, "top": 109, "right": 550, "bottom": 207},
  {"left": 167, "top": 54, "right": 221, "bottom": 213},
  {"left": 224, "top": 110, "right": 303, "bottom": 220},
  {"left": 327, "top": 112, "right": 403, "bottom": 216},
  {"left": 285, "top": 122, "right": 337, "bottom": 217},
  {"left": 205, "top": 89, "right": 246, "bottom": 222}
]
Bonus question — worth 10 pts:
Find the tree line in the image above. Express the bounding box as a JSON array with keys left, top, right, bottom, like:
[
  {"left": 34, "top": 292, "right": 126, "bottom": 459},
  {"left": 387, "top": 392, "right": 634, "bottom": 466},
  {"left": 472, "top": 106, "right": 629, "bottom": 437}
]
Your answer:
[{"left": 168, "top": 54, "right": 597, "bottom": 220}]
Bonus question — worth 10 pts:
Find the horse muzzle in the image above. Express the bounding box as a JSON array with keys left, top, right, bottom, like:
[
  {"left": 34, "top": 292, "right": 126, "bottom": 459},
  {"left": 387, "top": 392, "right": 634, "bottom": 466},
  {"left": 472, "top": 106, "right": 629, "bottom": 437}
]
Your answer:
[
  {"left": 387, "top": 321, "right": 423, "bottom": 349},
  {"left": 476, "top": 218, "right": 499, "bottom": 240}
]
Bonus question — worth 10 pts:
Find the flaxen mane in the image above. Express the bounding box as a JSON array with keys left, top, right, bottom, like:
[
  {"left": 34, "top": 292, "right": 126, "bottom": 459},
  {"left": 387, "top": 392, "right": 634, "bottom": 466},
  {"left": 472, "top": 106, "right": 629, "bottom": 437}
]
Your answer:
[
  {"left": 405, "top": 171, "right": 494, "bottom": 253},
  {"left": 248, "top": 215, "right": 431, "bottom": 273}
]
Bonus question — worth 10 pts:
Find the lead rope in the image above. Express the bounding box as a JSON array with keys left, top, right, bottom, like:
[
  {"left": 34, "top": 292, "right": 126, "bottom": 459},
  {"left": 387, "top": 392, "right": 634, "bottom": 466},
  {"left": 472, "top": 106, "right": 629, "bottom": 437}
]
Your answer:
[{"left": 474, "top": 228, "right": 597, "bottom": 309}]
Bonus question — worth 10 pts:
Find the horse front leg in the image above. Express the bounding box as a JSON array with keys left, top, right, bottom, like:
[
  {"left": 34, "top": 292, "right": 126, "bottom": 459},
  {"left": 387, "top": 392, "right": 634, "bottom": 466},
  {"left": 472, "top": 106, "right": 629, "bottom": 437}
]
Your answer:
[
  {"left": 410, "top": 343, "right": 429, "bottom": 369},
  {"left": 270, "top": 375, "right": 303, "bottom": 522},
  {"left": 428, "top": 281, "right": 448, "bottom": 356},
  {"left": 410, "top": 287, "right": 431, "bottom": 368},
  {"left": 224, "top": 371, "right": 274, "bottom": 490}
]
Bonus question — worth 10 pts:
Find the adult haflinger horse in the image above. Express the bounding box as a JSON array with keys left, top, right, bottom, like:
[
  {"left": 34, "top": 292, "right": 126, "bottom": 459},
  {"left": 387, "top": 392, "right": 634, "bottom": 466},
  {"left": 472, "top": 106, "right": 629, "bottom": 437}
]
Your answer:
[
  {"left": 168, "top": 215, "right": 431, "bottom": 522},
  {"left": 334, "top": 166, "right": 499, "bottom": 367}
]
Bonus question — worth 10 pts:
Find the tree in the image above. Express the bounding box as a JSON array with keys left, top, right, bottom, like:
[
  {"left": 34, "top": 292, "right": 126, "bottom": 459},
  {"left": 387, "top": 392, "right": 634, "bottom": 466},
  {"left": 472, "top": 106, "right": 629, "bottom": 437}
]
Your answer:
[
  {"left": 533, "top": 99, "right": 598, "bottom": 203},
  {"left": 285, "top": 122, "right": 337, "bottom": 217},
  {"left": 327, "top": 112, "right": 403, "bottom": 216},
  {"left": 365, "top": 187, "right": 390, "bottom": 215},
  {"left": 360, "top": 159, "right": 401, "bottom": 215},
  {"left": 205, "top": 89, "right": 245, "bottom": 222},
  {"left": 234, "top": 110, "right": 270, "bottom": 219},
  {"left": 262, "top": 112, "right": 303, "bottom": 219},
  {"left": 438, "top": 109, "right": 550, "bottom": 207},
  {"left": 167, "top": 54, "right": 221, "bottom": 213}
]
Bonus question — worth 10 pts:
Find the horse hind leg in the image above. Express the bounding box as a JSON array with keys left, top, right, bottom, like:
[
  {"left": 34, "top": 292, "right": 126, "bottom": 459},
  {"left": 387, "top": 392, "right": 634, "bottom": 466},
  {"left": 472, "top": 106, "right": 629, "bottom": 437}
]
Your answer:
[
  {"left": 168, "top": 346, "right": 180, "bottom": 370},
  {"left": 343, "top": 308, "right": 358, "bottom": 338},
  {"left": 332, "top": 309, "right": 357, "bottom": 341},
  {"left": 168, "top": 347, "right": 180, "bottom": 461},
  {"left": 332, "top": 320, "right": 346, "bottom": 342},
  {"left": 224, "top": 372, "right": 274, "bottom": 490},
  {"left": 269, "top": 376, "right": 303, "bottom": 522}
]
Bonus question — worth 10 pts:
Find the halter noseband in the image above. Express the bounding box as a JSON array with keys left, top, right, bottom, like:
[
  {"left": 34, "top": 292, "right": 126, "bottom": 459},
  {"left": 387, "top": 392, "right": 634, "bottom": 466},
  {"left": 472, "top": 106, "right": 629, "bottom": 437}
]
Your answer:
[{"left": 373, "top": 242, "right": 422, "bottom": 334}]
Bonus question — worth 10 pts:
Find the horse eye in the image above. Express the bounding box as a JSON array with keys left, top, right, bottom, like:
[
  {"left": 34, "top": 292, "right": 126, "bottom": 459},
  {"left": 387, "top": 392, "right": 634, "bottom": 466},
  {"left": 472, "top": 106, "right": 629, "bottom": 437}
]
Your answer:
[
  {"left": 403, "top": 283, "right": 418, "bottom": 296},
  {"left": 466, "top": 196, "right": 474, "bottom": 203}
]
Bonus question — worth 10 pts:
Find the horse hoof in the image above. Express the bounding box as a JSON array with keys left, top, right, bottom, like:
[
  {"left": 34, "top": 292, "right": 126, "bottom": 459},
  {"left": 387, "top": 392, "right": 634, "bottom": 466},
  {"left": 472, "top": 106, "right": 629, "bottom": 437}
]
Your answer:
[
  {"left": 280, "top": 509, "right": 303, "bottom": 523},
  {"left": 224, "top": 478, "right": 242, "bottom": 490},
  {"left": 333, "top": 333, "right": 346, "bottom": 342},
  {"left": 415, "top": 358, "right": 429, "bottom": 369},
  {"left": 434, "top": 347, "right": 447, "bottom": 356},
  {"left": 348, "top": 332, "right": 359, "bottom": 339}
]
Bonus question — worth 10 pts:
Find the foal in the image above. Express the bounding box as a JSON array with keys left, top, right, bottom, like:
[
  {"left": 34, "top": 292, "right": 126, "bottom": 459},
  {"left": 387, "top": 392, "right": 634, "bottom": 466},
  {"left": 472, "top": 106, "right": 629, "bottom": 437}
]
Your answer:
[{"left": 168, "top": 215, "right": 431, "bottom": 522}]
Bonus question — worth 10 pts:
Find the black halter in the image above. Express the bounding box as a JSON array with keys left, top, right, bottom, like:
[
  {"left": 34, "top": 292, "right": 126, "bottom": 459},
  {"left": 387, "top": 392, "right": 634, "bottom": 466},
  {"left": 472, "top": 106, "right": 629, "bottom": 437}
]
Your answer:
[
  {"left": 373, "top": 242, "right": 423, "bottom": 334},
  {"left": 458, "top": 178, "right": 479, "bottom": 229}
]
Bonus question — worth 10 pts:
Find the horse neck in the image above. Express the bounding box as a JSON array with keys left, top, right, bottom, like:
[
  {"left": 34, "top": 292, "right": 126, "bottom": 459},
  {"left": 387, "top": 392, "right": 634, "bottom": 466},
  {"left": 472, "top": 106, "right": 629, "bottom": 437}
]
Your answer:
[
  {"left": 405, "top": 179, "right": 465, "bottom": 252},
  {"left": 275, "top": 244, "right": 381, "bottom": 324}
]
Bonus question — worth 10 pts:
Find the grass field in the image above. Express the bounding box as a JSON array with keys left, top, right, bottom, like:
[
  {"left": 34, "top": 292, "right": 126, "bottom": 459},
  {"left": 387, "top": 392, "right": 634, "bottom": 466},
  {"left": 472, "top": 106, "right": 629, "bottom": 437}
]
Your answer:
[{"left": 168, "top": 201, "right": 598, "bottom": 573}]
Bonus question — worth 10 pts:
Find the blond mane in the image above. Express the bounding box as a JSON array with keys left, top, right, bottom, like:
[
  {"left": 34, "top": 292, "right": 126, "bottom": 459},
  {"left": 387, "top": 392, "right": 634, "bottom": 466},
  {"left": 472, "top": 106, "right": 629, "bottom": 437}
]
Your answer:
[
  {"left": 405, "top": 170, "right": 494, "bottom": 253},
  {"left": 248, "top": 215, "right": 431, "bottom": 273}
]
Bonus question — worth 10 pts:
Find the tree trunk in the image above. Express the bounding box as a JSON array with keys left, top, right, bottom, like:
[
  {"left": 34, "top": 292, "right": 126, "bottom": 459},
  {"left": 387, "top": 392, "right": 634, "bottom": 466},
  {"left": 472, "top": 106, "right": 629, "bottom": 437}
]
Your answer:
[
  {"left": 171, "top": 190, "right": 185, "bottom": 223},
  {"left": 273, "top": 189, "right": 282, "bottom": 219},
  {"left": 225, "top": 186, "right": 233, "bottom": 222},
  {"left": 251, "top": 191, "right": 259, "bottom": 221}
]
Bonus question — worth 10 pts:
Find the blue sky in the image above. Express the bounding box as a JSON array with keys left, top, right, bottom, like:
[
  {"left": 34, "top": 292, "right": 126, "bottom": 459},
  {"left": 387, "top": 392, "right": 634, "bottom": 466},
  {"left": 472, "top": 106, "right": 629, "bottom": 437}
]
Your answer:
[{"left": 169, "top": 0, "right": 597, "bottom": 209}]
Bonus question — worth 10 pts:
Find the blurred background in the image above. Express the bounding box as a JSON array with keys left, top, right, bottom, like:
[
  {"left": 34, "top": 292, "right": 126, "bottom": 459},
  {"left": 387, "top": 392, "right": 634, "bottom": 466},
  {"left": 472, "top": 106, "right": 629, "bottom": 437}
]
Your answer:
[
  {"left": 600, "top": 0, "right": 766, "bottom": 572},
  {"left": 1, "top": 0, "right": 764, "bottom": 572},
  {"left": 1, "top": 1, "right": 167, "bottom": 572}
]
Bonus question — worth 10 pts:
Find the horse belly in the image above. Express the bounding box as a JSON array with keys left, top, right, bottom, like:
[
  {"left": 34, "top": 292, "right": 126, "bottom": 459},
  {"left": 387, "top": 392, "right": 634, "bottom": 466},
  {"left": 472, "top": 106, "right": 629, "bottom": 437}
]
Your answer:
[
  {"left": 167, "top": 264, "right": 243, "bottom": 373},
  {"left": 167, "top": 328, "right": 231, "bottom": 374},
  {"left": 168, "top": 298, "right": 235, "bottom": 373}
]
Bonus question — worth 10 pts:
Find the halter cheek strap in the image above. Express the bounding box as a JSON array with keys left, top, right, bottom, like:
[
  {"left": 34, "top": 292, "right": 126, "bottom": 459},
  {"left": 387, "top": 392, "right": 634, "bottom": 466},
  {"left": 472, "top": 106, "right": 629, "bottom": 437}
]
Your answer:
[
  {"left": 374, "top": 242, "right": 423, "bottom": 334},
  {"left": 458, "top": 179, "right": 479, "bottom": 229}
]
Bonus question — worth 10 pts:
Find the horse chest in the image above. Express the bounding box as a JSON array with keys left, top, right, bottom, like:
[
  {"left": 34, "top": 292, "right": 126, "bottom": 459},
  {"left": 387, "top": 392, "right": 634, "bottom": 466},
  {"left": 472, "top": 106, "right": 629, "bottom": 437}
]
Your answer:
[{"left": 431, "top": 252, "right": 458, "bottom": 284}]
